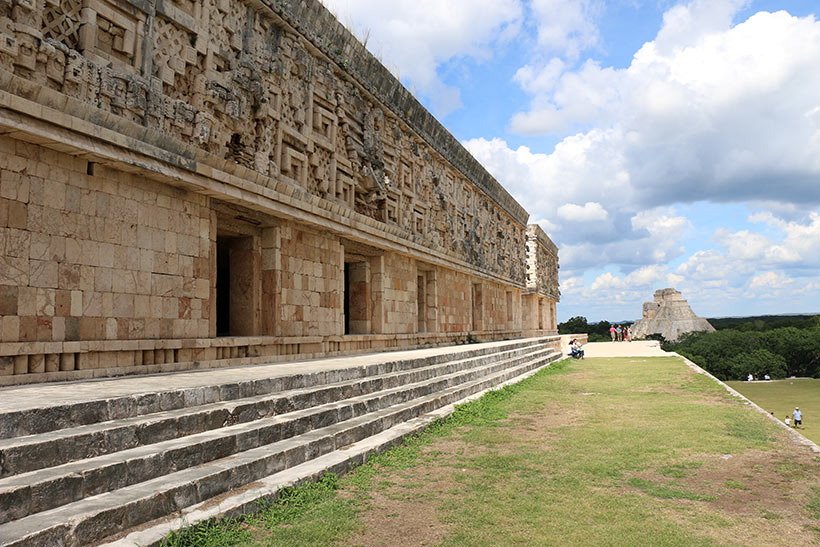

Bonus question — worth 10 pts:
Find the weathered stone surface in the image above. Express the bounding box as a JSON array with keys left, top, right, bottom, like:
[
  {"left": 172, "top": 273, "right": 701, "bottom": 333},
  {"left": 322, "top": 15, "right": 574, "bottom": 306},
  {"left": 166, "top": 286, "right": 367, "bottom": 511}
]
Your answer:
[
  {"left": 0, "top": 338, "right": 562, "bottom": 545},
  {"left": 631, "top": 288, "right": 715, "bottom": 341},
  {"left": 0, "top": 0, "right": 559, "bottom": 383}
]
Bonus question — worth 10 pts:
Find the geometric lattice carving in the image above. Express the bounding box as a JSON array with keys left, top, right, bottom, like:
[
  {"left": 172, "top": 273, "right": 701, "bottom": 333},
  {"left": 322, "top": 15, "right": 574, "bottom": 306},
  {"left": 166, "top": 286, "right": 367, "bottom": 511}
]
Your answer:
[
  {"left": 154, "top": 17, "right": 197, "bottom": 88},
  {"left": 42, "top": 0, "right": 82, "bottom": 51}
]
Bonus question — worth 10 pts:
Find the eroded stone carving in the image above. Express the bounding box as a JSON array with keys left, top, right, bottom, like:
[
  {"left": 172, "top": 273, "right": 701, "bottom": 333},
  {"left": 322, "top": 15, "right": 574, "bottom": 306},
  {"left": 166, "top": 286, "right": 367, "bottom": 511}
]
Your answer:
[{"left": 0, "top": 0, "right": 529, "bottom": 283}]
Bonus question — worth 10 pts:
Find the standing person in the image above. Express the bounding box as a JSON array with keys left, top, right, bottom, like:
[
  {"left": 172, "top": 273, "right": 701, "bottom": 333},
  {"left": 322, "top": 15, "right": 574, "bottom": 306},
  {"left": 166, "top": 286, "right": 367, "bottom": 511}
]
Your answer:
[
  {"left": 610, "top": 325, "right": 616, "bottom": 342},
  {"left": 793, "top": 407, "right": 803, "bottom": 429},
  {"left": 625, "top": 326, "right": 631, "bottom": 342},
  {"left": 785, "top": 415, "right": 792, "bottom": 427},
  {"left": 616, "top": 325, "right": 623, "bottom": 342}
]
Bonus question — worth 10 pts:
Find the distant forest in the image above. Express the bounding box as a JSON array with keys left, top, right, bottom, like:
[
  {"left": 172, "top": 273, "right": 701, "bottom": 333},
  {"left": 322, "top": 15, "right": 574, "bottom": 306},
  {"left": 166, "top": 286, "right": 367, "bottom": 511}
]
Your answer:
[
  {"left": 559, "top": 314, "right": 820, "bottom": 380},
  {"left": 705, "top": 314, "right": 819, "bottom": 331}
]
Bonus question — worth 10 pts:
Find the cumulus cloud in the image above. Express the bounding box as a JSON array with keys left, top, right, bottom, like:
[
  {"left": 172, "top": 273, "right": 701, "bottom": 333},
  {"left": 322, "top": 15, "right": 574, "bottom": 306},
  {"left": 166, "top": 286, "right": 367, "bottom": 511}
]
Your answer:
[
  {"left": 530, "top": 0, "right": 602, "bottom": 60},
  {"left": 320, "top": 0, "right": 522, "bottom": 115},
  {"left": 749, "top": 271, "right": 793, "bottom": 290},
  {"left": 462, "top": 2, "right": 820, "bottom": 318},
  {"left": 557, "top": 202, "right": 609, "bottom": 222},
  {"left": 663, "top": 211, "right": 820, "bottom": 311},
  {"left": 505, "top": 6, "right": 820, "bottom": 206},
  {"left": 710, "top": 212, "right": 820, "bottom": 269},
  {"left": 653, "top": 0, "right": 748, "bottom": 54},
  {"left": 465, "top": 133, "right": 689, "bottom": 270}
]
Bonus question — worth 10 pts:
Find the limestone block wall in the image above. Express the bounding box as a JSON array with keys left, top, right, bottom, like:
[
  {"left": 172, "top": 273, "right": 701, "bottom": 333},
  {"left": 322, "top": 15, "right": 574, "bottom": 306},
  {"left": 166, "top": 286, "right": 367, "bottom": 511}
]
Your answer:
[
  {"left": 381, "top": 253, "right": 416, "bottom": 335},
  {"left": 0, "top": 0, "right": 562, "bottom": 383},
  {"left": 276, "top": 224, "right": 341, "bottom": 337},
  {"left": 525, "top": 224, "right": 559, "bottom": 300},
  {"left": 0, "top": 137, "right": 212, "bottom": 343},
  {"left": 522, "top": 224, "right": 559, "bottom": 334},
  {"left": 436, "top": 269, "right": 472, "bottom": 333}
]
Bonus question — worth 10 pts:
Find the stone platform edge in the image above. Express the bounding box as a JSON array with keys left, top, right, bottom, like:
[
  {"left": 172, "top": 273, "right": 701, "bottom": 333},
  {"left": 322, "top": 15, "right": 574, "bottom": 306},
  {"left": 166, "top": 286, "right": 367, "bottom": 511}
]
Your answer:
[
  {"left": 0, "top": 330, "right": 562, "bottom": 386},
  {"left": 100, "top": 352, "right": 567, "bottom": 546}
]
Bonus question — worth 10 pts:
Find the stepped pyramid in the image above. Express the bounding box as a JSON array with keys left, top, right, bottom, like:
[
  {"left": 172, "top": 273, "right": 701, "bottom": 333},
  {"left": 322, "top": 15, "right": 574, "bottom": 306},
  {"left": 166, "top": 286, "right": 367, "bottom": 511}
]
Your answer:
[{"left": 631, "top": 288, "right": 715, "bottom": 341}]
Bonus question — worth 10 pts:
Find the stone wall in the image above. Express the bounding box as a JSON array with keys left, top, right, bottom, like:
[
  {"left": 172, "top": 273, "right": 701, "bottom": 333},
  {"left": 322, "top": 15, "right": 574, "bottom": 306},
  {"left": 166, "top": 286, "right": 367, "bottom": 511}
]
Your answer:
[
  {"left": 0, "top": 0, "right": 527, "bottom": 283},
  {"left": 0, "top": 136, "right": 212, "bottom": 343},
  {"left": 0, "top": 0, "right": 559, "bottom": 383},
  {"left": 522, "top": 224, "right": 559, "bottom": 335},
  {"left": 277, "top": 224, "right": 341, "bottom": 337}
]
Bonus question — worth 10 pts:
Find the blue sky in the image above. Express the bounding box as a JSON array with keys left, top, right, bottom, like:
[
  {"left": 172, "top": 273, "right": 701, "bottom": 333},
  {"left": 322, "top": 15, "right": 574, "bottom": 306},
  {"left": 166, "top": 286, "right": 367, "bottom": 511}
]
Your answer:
[{"left": 321, "top": 0, "right": 820, "bottom": 323}]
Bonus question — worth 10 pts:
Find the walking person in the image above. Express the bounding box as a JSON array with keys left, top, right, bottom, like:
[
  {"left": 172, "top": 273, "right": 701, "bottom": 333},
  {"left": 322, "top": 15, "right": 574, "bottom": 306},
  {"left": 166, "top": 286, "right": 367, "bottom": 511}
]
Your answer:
[
  {"left": 610, "top": 325, "right": 616, "bottom": 342},
  {"left": 793, "top": 407, "right": 803, "bottom": 429}
]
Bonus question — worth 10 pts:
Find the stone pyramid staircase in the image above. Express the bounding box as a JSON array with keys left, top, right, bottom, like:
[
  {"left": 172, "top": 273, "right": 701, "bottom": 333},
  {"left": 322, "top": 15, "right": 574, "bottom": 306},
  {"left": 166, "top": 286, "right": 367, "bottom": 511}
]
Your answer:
[{"left": 0, "top": 336, "right": 563, "bottom": 546}]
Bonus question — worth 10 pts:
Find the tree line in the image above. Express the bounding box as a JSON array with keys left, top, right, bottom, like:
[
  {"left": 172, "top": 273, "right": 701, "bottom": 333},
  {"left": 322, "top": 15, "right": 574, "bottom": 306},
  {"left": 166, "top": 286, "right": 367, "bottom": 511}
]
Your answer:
[{"left": 663, "top": 323, "right": 820, "bottom": 380}]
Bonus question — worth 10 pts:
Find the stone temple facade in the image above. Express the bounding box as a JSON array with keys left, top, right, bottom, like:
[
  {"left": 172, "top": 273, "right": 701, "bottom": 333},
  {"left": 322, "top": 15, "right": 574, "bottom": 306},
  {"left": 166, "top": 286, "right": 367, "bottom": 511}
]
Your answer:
[
  {"left": 0, "top": 0, "right": 559, "bottom": 384},
  {"left": 631, "top": 288, "right": 715, "bottom": 341}
]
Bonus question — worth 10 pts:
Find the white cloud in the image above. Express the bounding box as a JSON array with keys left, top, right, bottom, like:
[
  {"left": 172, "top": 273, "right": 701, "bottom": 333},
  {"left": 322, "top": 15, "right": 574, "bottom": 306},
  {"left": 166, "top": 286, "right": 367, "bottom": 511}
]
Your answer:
[
  {"left": 560, "top": 276, "right": 585, "bottom": 295},
  {"left": 557, "top": 202, "right": 609, "bottom": 222},
  {"left": 631, "top": 208, "right": 690, "bottom": 239},
  {"left": 506, "top": 7, "right": 820, "bottom": 206},
  {"left": 464, "top": 3, "right": 820, "bottom": 312},
  {"left": 513, "top": 58, "right": 565, "bottom": 95},
  {"left": 626, "top": 264, "right": 667, "bottom": 287},
  {"left": 589, "top": 272, "right": 623, "bottom": 292},
  {"left": 530, "top": 0, "right": 602, "bottom": 60},
  {"left": 749, "top": 271, "right": 793, "bottom": 290},
  {"left": 653, "top": 0, "right": 749, "bottom": 55},
  {"left": 320, "top": 0, "right": 522, "bottom": 115},
  {"left": 510, "top": 60, "right": 619, "bottom": 134},
  {"left": 709, "top": 212, "right": 820, "bottom": 268},
  {"left": 588, "top": 265, "right": 667, "bottom": 293}
]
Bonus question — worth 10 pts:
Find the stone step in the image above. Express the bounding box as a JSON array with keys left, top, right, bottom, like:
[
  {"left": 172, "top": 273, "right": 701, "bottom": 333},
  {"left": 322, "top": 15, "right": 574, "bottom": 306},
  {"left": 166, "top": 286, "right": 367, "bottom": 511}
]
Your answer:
[
  {"left": 0, "top": 349, "right": 562, "bottom": 547},
  {"left": 0, "top": 342, "right": 548, "bottom": 478},
  {"left": 0, "top": 338, "right": 553, "bottom": 440},
  {"left": 0, "top": 345, "right": 556, "bottom": 523},
  {"left": 102, "top": 352, "right": 556, "bottom": 547}
]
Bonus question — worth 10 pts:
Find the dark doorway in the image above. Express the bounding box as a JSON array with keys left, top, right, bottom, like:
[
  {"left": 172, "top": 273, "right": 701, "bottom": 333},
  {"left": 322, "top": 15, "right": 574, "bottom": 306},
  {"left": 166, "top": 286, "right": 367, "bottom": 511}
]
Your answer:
[
  {"left": 344, "top": 262, "right": 351, "bottom": 335},
  {"left": 217, "top": 238, "right": 231, "bottom": 336},
  {"left": 417, "top": 274, "right": 426, "bottom": 332},
  {"left": 344, "top": 260, "right": 369, "bottom": 334},
  {"left": 216, "top": 235, "right": 256, "bottom": 336}
]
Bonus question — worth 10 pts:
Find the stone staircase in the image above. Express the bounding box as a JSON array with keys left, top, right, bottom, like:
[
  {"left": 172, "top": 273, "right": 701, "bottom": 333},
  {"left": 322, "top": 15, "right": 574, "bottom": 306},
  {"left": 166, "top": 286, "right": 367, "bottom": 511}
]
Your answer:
[{"left": 0, "top": 337, "right": 563, "bottom": 546}]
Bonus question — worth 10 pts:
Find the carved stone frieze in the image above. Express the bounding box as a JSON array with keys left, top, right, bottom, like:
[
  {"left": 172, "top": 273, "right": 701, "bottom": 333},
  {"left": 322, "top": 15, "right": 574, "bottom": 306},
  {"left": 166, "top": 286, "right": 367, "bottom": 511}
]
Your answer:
[{"left": 0, "top": 0, "right": 537, "bottom": 284}]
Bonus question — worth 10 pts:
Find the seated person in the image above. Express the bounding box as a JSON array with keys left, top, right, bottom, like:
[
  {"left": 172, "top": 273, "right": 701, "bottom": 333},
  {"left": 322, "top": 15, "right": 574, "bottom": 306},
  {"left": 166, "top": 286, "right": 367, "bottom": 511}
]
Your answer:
[{"left": 569, "top": 339, "right": 584, "bottom": 359}]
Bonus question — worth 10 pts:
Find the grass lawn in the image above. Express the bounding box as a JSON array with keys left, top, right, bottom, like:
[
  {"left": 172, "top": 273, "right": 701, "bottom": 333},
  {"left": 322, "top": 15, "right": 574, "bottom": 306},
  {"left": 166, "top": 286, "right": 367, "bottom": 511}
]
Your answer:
[
  {"left": 726, "top": 378, "right": 820, "bottom": 444},
  {"left": 164, "top": 356, "right": 820, "bottom": 547}
]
